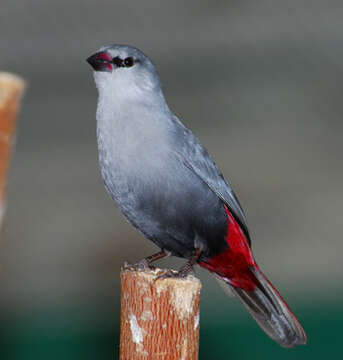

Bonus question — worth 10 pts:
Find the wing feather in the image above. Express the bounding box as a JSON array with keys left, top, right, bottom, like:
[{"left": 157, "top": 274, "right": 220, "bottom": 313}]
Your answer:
[{"left": 170, "top": 115, "right": 251, "bottom": 244}]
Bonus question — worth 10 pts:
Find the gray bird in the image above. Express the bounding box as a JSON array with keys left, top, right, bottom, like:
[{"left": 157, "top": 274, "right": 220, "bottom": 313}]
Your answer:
[{"left": 87, "top": 44, "right": 307, "bottom": 348}]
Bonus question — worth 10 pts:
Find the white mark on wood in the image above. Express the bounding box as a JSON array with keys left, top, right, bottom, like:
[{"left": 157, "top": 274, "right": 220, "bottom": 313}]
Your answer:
[
  {"left": 194, "top": 313, "right": 200, "bottom": 331},
  {"left": 181, "top": 338, "right": 188, "bottom": 360},
  {"left": 155, "top": 275, "right": 201, "bottom": 319},
  {"left": 162, "top": 323, "right": 167, "bottom": 329},
  {"left": 138, "top": 280, "right": 150, "bottom": 296},
  {"left": 140, "top": 310, "right": 154, "bottom": 321},
  {"left": 171, "top": 281, "right": 198, "bottom": 319},
  {"left": 129, "top": 312, "right": 143, "bottom": 345}
]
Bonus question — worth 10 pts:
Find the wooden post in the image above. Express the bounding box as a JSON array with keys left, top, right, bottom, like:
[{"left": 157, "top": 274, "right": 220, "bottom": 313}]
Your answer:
[
  {"left": 120, "top": 268, "right": 201, "bottom": 360},
  {"left": 0, "top": 72, "right": 25, "bottom": 228}
]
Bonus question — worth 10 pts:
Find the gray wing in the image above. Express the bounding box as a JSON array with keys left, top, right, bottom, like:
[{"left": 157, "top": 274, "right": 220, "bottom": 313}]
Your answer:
[{"left": 170, "top": 115, "right": 251, "bottom": 244}]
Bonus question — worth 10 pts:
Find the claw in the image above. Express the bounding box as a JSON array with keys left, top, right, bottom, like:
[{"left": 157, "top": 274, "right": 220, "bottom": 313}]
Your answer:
[
  {"left": 154, "top": 269, "right": 178, "bottom": 282},
  {"left": 123, "top": 261, "right": 131, "bottom": 270},
  {"left": 123, "top": 250, "right": 170, "bottom": 272},
  {"left": 154, "top": 267, "right": 195, "bottom": 282},
  {"left": 123, "top": 259, "right": 155, "bottom": 271},
  {"left": 136, "top": 259, "right": 150, "bottom": 270}
]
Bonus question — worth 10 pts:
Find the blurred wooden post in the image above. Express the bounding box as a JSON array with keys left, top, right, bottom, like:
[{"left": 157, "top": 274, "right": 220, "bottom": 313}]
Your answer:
[
  {"left": 0, "top": 72, "right": 25, "bottom": 228},
  {"left": 120, "top": 268, "right": 201, "bottom": 360}
]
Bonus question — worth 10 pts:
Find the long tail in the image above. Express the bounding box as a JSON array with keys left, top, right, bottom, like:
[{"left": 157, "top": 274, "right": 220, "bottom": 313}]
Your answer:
[
  {"left": 216, "top": 265, "right": 307, "bottom": 348},
  {"left": 200, "top": 206, "right": 307, "bottom": 347}
]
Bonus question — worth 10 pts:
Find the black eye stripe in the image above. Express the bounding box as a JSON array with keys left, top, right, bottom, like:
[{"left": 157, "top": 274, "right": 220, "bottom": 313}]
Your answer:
[
  {"left": 112, "top": 56, "right": 124, "bottom": 67},
  {"left": 111, "top": 56, "right": 136, "bottom": 68}
]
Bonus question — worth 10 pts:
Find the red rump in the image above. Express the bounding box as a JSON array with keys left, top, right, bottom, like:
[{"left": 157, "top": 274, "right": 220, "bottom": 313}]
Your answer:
[{"left": 199, "top": 205, "right": 258, "bottom": 291}]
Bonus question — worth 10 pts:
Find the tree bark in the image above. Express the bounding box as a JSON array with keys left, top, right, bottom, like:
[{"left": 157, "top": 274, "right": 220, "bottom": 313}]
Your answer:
[
  {"left": 0, "top": 72, "right": 25, "bottom": 228},
  {"left": 120, "top": 267, "right": 201, "bottom": 360}
]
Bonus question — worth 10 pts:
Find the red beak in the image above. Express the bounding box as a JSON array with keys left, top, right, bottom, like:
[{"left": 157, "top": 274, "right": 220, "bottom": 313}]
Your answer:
[{"left": 86, "top": 51, "right": 113, "bottom": 72}]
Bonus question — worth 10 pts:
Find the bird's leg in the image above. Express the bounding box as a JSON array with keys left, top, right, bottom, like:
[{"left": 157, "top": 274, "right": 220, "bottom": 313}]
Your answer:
[
  {"left": 142, "top": 250, "right": 171, "bottom": 268},
  {"left": 124, "top": 250, "right": 171, "bottom": 271},
  {"left": 155, "top": 247, "right": 203, "bottom": 280},
  {"left": 177, "top": 247, "right": 202, "bottom": 277}
]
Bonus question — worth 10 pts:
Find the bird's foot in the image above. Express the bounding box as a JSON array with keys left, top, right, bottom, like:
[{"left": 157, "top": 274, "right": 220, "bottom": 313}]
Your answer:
[
  {"left": 154, "top": 266, "right": 194, "bottom": 282},
  {"left": 154, "top": 248, "right": 201, "bottom": 281},
  {"left": 123, "top": 250, "right": 170, "bottom": 272},
  {"left": 123, "top": 259, "right": 154, "bottom": 272},
  {"left": 154, "top": 269, "right": 178, "bottom": 282}
]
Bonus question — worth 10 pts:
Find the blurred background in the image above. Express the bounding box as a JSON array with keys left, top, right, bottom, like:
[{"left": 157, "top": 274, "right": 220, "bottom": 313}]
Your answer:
[{"left": 0, "top": 1, "right": 342, "bottom": 359}]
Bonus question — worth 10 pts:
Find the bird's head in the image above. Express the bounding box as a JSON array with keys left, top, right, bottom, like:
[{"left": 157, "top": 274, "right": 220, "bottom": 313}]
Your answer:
[{"left": 87, "top": 44, "right": 161, "bottom": 98}]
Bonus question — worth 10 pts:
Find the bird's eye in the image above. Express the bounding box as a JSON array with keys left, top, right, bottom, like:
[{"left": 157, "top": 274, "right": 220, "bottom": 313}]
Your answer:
[{"left": 124, "top": 57, "right": 134, "bottom": 67}]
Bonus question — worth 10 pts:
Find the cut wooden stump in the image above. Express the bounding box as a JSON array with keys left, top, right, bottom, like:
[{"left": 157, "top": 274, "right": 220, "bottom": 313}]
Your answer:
[
  {"left": 0, "top": 72, "right": 25, "bottom": 228},
  {"left": 120, "top": 267, "right": 201, "bottom": 360}
]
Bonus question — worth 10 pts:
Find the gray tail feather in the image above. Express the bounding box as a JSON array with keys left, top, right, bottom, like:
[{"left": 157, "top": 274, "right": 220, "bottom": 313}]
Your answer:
[{"left": 221, "top": 266, "right": 307, "bottom": 348}]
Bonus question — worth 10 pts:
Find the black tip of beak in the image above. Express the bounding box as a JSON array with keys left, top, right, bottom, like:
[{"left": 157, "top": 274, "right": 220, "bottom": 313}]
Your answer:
[
  {"left": 86, "top": 52, "right": 113, "bottom": 72},
  {"left": 86, "top": 54, "right": 96, "bottom": 67}
]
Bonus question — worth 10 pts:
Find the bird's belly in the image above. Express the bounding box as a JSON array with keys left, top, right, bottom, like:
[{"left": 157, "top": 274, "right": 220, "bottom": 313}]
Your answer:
[{"left": 99, "top": 149, "right": 228, "bottom": 259}]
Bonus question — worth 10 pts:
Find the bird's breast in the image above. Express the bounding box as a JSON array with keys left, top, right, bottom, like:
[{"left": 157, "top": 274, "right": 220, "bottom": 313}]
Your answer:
[{"left": 97, "top": 115, "right": 172, "bottom": 204}]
